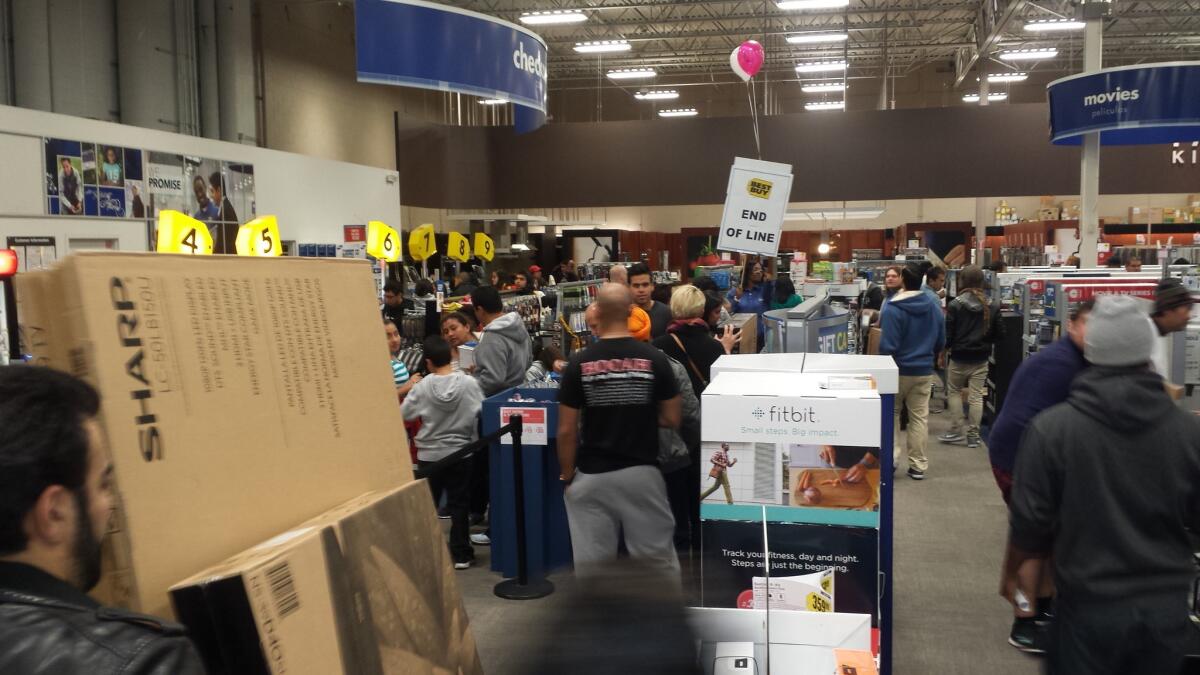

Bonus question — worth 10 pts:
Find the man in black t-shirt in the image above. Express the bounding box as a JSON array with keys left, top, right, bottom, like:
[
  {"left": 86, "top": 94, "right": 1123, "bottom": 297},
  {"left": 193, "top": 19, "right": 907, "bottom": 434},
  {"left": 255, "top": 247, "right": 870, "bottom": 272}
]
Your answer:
[{"left": 558, "top": 283, "right": 682, "bottom": 575}]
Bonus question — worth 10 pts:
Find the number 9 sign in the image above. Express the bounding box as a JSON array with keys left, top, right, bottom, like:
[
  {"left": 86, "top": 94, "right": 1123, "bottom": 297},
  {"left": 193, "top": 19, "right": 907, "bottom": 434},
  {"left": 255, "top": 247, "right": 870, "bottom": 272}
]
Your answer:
[
  {"left": 155, "top": 210, "right": 213, "bottom": 255},
  {"left": 446, "top": 231, "right": 471, "bottom": 262},
  {"left": 367, "top": 220, "right": 402, "bottom": 262},
  {"left": 473, "top": 233, "right": 495, "bottom": 262},
  {"left": 235, "top": 216, "right": 282, "bottom": 257}
]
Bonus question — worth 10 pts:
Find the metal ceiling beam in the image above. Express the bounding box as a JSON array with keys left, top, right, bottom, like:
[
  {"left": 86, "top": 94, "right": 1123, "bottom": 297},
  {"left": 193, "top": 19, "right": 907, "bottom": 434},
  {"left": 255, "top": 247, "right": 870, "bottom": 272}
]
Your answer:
[{"left": 954, "top": 0, "right": 1026, "bottom": 86}]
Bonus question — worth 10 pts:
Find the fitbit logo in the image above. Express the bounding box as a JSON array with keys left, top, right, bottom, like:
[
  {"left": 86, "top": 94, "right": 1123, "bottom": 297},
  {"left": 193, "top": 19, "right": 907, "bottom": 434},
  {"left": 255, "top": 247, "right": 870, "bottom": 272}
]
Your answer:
[
  {"left": 752, "top": 407, "right": 765, "bottom": 419},
  {"left": 753, "top": 405, "right": 819, "bottom": 423},
  {"left": 512, "top": 42, "right": 547, "bottom": 81},
  {"left": 1082, "top": 86, "right": 1139, "bottom": 107}
]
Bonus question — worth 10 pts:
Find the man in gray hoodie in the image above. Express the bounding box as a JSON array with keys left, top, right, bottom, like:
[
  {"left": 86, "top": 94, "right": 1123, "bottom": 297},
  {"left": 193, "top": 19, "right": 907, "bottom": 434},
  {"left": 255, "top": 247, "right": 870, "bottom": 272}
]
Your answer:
[
  {"left": 402, "top": 336, "right": 485, "bottom": 569},
  {"left": 467, "top": 286, "right": 534, "bottom": 543}
]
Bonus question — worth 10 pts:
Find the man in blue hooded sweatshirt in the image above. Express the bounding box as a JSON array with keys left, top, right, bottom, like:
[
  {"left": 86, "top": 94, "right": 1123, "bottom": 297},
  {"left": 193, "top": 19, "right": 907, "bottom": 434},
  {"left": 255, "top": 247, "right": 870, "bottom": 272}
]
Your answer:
[{"left": 880, "top": 264, "right": 946, "bottom": 480}]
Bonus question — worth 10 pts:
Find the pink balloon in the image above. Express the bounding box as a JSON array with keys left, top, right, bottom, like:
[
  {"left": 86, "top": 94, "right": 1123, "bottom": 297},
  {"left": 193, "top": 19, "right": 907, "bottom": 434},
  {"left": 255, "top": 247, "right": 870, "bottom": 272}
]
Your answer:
[{"left": 737, "top": 40, "right": 765, "bottom": 79}]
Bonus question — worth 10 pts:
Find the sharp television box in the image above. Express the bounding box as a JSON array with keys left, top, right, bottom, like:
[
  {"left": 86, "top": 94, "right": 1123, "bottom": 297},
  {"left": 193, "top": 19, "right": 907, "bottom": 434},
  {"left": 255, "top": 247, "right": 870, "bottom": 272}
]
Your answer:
[
  {"left": 170, "top": 482, "right": 482, "bottom": 675},
  {"left": 27, "top": 252, "right": 412, "bottom": 616}
]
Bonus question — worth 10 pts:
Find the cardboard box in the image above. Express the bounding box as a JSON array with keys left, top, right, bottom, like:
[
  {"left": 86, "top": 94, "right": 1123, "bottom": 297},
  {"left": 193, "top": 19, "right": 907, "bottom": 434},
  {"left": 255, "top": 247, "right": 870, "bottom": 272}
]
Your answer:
[
  {"left": 35, "top": 252, "right": 411, "bottom": 616},
  {"left": 729, "top": 312, "right": 759, "bottom": 354},
  {"left": 1039, "top": 195, "right": 1057, "bottom": 206},
  {"left": 1187, "top": 194, "right": 1200, "bottom": 209},
  {"left": 866, "top": 326, "right": 882, "bottom": 355},
  {"left": 1163, "top": 208, "right": 1179, "bottom": 223},
  {"left": 1037, "top": 207, "right": 1060, "bottom": 222},
  {"left": 171, "top": 482, "right": 481, "bottom": 675},
  {"left": 1060, "top": 199, "right": 1081, "bottom": 219}
]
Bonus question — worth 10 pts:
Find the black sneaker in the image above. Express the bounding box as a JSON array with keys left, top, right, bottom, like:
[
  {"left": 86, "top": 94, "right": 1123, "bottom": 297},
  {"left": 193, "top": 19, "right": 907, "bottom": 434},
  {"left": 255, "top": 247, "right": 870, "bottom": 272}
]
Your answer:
[
  {"left": 907, "top": 467, "right": 926, "bottom": 480},
  {"left": 437, "top": 507, "right": 451, "bottom": 520},
  {"left": 1008, "top": 617, "right": 1048, "bottom": 654}
]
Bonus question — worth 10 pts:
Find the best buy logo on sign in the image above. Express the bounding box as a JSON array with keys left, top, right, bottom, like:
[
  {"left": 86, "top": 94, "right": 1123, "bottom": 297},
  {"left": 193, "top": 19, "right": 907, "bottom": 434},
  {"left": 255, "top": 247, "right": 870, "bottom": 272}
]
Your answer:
[{"left": 747, "top": 178, "right": 773, "bottom": 199}]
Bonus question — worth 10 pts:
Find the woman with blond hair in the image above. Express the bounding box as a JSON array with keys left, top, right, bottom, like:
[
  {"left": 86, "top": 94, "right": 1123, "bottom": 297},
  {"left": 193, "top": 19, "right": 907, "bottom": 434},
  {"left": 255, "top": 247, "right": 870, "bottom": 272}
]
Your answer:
[
  {"left": 653, "top": 285, "right": 738, "bottom": 396},
  {"left": 938, "top": 265, "right": 1004, "bottom": 448}
]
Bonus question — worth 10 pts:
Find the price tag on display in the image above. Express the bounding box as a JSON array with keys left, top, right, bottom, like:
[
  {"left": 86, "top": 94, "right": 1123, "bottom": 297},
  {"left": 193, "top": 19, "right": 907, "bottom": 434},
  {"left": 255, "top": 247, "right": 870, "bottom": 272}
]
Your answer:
[
  {"left": 366, "top": 220, "right": 402, "bottom": 262},
  {"left": 473, "top": 233, "right": 495, "bottom": 261},
  {"left": 234, "top": 216, "right": 282, "bottom": 257},
  {"left": 408, "top": 224, "right": 437, "bottom": 261},
  {"left": 155, "top": 210, "right": 213, "bottom": 255},
  {"left": 446, "top": 231, "right": 471, "bottom": 262}
]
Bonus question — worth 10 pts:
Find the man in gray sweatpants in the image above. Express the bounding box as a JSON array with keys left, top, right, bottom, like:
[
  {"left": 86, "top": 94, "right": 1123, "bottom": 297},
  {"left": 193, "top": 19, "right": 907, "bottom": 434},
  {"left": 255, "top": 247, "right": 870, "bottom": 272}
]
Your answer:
[{"left": 557, "top": 283, "right": 682, "bottom": 576}]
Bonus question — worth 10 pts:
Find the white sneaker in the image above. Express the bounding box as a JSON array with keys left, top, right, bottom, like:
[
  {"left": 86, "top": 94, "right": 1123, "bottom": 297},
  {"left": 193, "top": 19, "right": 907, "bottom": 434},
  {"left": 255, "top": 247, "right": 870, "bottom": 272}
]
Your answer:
[
  {"left": 453, "top": 560, "right": 473, "bottom": 570},
  {"left": 938, "top": 431, "right": 965, "bottom": 443},
  {"left": 470, "top": 533, "right": 491, "bottom": 546}
]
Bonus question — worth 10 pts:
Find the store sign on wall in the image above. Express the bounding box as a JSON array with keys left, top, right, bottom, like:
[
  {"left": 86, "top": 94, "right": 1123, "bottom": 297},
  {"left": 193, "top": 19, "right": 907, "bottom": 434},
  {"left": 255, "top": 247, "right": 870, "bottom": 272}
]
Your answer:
[
  {"left": 1048, "top": 62, "right": 1200, "bottom": 145},
  {"left": 355, "top": 0, "right": 548, "bottom": 133},
  {"left": 717, "top": 157, "right": 794, "bottom": 257}
]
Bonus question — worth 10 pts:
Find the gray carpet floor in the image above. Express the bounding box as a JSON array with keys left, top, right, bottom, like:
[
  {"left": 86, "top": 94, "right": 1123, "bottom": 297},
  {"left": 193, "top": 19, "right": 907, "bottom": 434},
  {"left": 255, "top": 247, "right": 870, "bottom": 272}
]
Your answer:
[{"left": 452, "top": 409, "right": 1042, "bottom": 674}]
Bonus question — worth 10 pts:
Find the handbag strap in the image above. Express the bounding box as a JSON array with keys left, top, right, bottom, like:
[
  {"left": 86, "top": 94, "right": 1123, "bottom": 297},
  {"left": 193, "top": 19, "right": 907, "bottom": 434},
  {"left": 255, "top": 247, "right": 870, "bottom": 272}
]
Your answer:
[{"left": 670, "top": 333, "right": 708, "bottom": 387}]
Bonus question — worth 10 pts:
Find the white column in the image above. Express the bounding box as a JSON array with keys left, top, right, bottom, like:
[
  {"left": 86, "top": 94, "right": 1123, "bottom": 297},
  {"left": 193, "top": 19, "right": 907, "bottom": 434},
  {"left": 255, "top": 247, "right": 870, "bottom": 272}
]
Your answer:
[
  {"left": 1078, "top": 18, "right": 1103, "bottom": 267},
  {"left": 975, "top": 197, "right": 991, "bottom": 265}
]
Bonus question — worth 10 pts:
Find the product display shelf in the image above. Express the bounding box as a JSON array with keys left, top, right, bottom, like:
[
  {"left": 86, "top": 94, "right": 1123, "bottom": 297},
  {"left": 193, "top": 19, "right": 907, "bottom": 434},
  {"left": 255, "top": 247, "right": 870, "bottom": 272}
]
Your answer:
[{"left": 552, "top": 279, "right": 603, "bottom": 356}]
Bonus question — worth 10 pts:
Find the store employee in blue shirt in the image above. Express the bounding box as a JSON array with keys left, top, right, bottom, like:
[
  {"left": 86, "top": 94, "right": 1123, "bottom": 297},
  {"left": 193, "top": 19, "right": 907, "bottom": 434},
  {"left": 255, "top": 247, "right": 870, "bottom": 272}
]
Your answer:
[{"left": 727, "top": 260, "right": 772, "bottom": 351}]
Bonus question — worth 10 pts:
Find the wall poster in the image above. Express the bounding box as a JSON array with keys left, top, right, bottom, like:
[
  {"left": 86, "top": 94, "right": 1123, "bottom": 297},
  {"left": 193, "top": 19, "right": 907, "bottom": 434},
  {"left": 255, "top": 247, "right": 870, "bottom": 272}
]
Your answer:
[{"left": 44, "top": 138, "right": 256, "bottom": 254}]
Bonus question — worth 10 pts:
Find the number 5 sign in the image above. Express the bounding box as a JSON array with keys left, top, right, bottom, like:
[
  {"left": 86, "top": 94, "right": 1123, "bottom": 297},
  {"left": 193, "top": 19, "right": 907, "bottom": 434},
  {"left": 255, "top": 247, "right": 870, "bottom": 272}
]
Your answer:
[
  {"left": 155, "top": 210, "right": 213, "bottom": 255},
  {"left": 366, "top": 220, "right": 402, "bottom": 262},
  {"left": 235, "top": 216, "right": 282, "bottom": 257},
  {"left": 446, "top": 231, "right": 471, "bottom": 262}
]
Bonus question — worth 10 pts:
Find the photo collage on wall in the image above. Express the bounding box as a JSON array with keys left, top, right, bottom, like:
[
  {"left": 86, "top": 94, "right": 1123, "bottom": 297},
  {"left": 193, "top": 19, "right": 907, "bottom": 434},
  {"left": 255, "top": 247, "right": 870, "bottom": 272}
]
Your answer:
[{"left": 44, "top": 138, "right": 256, "bottom": 253}]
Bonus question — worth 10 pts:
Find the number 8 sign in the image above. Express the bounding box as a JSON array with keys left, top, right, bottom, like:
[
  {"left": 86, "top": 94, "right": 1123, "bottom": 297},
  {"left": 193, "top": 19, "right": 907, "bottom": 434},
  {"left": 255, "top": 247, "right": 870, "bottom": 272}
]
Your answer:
[{"left": 447, "top": 231, "right": 471, "bottom": 262}]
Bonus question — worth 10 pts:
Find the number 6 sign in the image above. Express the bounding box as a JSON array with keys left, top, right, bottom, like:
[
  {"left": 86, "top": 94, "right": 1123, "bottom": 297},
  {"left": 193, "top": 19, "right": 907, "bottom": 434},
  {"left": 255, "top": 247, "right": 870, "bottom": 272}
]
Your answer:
[
  {"left": 235, "top": 215, "right": 282, "bottom": 257},
  {"left": 367, "top": 220, "right": 402, "bottom": 262},
  {"left": 155, "top": 210, "right": 213, "bottom": 255}
]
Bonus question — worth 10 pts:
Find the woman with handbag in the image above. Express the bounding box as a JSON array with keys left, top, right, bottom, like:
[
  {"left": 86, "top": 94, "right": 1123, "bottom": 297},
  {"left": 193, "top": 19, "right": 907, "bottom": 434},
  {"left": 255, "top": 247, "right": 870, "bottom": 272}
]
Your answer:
[{"left": 653, "top": 285, "right": 738, "bottom": 396}]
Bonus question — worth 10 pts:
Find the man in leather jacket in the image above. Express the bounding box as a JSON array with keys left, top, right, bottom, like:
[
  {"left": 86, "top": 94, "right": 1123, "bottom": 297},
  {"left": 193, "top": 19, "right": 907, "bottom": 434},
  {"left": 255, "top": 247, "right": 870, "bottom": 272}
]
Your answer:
[{"left": 0, "top": 367, "right": 205, "bottom": 674}]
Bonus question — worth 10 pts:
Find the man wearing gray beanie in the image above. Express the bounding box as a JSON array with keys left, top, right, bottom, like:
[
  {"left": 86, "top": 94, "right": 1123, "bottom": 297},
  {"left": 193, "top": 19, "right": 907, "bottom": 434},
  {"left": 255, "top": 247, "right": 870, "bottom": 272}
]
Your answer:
[{"left": 1002, "top": 294, "right": 1200, "bottom": 674}]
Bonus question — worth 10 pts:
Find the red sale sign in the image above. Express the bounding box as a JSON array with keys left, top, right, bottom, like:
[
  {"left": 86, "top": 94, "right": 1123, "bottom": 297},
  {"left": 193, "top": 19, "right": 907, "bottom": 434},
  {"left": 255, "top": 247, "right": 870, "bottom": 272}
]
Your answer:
[{"left": 499, "top": 406, "right": 548, "bottom": 445}]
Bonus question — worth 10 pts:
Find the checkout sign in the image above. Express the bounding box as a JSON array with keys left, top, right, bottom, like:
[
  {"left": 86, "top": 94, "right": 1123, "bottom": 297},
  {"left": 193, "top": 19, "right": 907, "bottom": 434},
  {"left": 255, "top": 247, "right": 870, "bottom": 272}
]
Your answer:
[{"left": 716, "top": 157, "right": 794, "bottom": 257}]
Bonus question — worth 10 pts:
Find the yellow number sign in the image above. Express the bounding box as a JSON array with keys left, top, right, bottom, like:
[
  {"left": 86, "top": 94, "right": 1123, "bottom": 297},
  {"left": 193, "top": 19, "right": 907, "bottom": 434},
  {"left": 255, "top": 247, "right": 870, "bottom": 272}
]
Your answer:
[
  {"left": 156, "top": 210, "right": 213, "bottom": 255},
  {"left": 473, "top": 233, "right": 495, "bottom": 262},
  {"left": 367, "top": 220, "right": 402, "bottom": 262},
  {"left": 447, "top": 231, "right": 471, "bottom": 262},
  {"left": 235, "top": 215, "right": 282, "bottom": 257},
  {"left": 408, "top": 224, "right": 437, "bottom": 262}
]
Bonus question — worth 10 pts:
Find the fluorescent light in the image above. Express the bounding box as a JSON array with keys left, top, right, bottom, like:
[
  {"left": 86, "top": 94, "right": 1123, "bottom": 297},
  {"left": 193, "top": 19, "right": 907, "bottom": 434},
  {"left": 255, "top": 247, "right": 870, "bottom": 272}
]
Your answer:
[
  {"left": 634, "top": 90, "right": 679, "bottom": 100},
  {"left": 999, "top": 48, "right": 1058, "bottom": 61},
  {"left": 607, "top": 68, "right": 656, "bottom": 80},
  {"left": 802, "top": 81, "right": 846, "bottom": 93},
  {"left": 817, "top": 242, "right": 832, "bottom": 254},
  {"left": 658, "top": 108, "right": 698, "bottom": 117},
  {"left": 519, "top": 10, "right": 588, "bottom": 25},
  {"left": 777, "top": 0, "right": 850, "bottom": 9},
  {"left": 510, "top": 243, "right": 530, "bottom": 251},
  {"left": 786, "top": 206, "right": 885, "bottom": 220},
  {"left": 1024, "top": 18, "right": 1086, "bottom": 31},
  {"left": 479, "top": 98, "right": 508, "bottom": 105},
  {"left": 786, "top": 31, "right": 849, "bottom": 44},
  {"left": 805, "top": 100, "right": 845, "bottom": 111},
  {"left": 795, "top": 60, "right": 848, "bottom": 73},
  {"left": 962, "top": 92, "right": 1009, "bottom": 102},
  {"left": 574, "top": 40, "right": 631, "bottom": 53},
  {"left": 980, "top": 72, "right": 1028, "bottom": 83}
]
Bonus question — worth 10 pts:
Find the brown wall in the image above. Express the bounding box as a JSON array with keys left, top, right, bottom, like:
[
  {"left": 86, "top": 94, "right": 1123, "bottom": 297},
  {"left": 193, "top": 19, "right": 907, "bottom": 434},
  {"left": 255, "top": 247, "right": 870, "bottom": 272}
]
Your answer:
[{"left": 397, "top": 103, "right": 1200, "bottom": 209}]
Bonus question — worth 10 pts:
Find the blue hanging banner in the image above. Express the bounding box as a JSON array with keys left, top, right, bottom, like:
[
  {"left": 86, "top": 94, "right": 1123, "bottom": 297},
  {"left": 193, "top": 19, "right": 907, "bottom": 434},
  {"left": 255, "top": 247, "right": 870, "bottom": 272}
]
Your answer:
[
  {"left": 1047, "top": 61, "right": 1200, "bottom": 146},
  {"left": 354, "top": 0, "right": 548, "bottom": 133}
]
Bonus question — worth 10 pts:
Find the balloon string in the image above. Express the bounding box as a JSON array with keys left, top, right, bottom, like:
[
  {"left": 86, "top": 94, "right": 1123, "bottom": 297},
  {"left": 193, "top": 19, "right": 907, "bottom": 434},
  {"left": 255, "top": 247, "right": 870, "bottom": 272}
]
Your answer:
[{"left": 746, "top": 80, "right": 761, "bottom": 159}]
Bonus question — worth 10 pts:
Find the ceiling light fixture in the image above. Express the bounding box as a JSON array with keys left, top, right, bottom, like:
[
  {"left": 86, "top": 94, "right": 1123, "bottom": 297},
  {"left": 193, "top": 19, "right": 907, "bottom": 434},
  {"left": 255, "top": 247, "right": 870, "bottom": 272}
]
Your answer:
[
  {"left": 607, "top": 67, "right": 657, "bottom": 80},
  {"left": 817, "top": 242, "right": 832, "bottom": 254},
  {"left": 962, "top": 92, "right": 1009, "bottom": 102},
  {"left": 786, "top": 206, "right": 885, "bottom": 220},
  {"left": 1024, "top": 18, "right": 1086, "bottom": 31},
  {"left": 786, "top": 31, "right": 849, "bottom": 44},
  {"left": 795, "top": 60, "right": 848, "bottom": 73},
  {"left": 634, "top": 90, "right": 680, "bottom": 100},
  {"left": 999, "top": 47, "right": 1059, "bottom": 61},
  {"left": 479, "top": 98, "right": 508, "bottom": 105},
  {"left": 801, "top": 81, "right": 846, "bottom": 93},
  {"left": 805, "top": 100, "right": 845, "bottom": 111},
  {"left": 777, "top": 0, "right": 851, "bottom": 10},
  {"left": 574, "top": 40, "right": 631, "bottom": 53},
  {"left": 981, "top": 72, "right": 1028, "bottom": 83},
  {"left": 519, "top": 10, "right": 588, "bottom": 25},
  {"left": 658, "top": 108, "right": 699, "bottom": 117}
]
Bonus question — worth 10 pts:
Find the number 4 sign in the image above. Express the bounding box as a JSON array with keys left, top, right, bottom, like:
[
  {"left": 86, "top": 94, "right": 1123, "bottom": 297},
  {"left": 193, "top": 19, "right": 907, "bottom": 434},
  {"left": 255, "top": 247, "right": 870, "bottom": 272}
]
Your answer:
[
  {"left": 235, "top": 215, "right": 282, "bottom": 257},
  {"left": 155, "top": 210, "right": 213, "bottom": 255}
]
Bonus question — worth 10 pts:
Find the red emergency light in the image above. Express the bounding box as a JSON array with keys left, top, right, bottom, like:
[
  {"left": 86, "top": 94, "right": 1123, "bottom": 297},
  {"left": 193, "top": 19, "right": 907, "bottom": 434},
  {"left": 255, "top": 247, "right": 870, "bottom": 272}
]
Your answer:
[{"left": 0, "top": 249, "right": 17, "bottom": 279}]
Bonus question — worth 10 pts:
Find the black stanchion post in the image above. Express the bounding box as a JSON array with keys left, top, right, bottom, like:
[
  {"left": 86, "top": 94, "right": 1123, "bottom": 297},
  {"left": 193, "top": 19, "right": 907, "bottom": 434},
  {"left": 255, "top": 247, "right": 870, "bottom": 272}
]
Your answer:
[{"left": 494, "top": 414, "right": 554, "bottom": 600}]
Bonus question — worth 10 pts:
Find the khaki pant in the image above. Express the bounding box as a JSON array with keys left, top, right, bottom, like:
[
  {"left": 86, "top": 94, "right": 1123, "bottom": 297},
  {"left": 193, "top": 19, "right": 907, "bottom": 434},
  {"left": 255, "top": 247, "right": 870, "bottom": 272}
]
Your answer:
[
  {"left": 946, "top": 359, "right": 989, "bottom": 436},
  {"left": 894, "top": 374, "right": 934, "bottom": 472}
]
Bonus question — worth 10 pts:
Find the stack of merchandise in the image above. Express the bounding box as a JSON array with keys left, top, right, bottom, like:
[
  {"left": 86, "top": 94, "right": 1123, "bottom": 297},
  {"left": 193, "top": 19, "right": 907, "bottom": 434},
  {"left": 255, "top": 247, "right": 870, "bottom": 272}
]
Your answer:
[{"left": 14, "top": 252, "right": 481, "bottom": 674}]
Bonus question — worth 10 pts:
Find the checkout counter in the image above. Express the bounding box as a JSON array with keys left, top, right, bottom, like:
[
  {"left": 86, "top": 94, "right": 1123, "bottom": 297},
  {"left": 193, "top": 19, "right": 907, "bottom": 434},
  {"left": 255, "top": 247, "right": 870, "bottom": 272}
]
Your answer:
[{"left": 763, "top": 287, "right": 854, "bottom": 354}]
